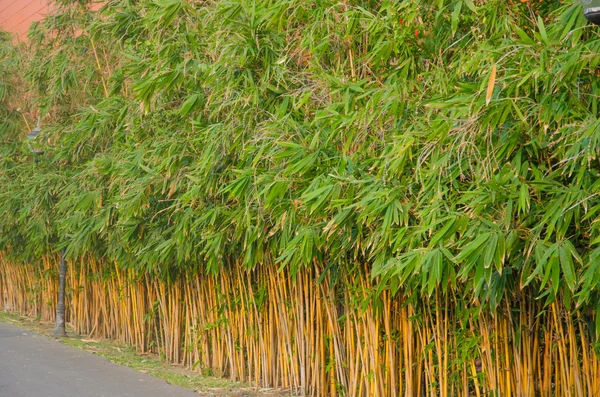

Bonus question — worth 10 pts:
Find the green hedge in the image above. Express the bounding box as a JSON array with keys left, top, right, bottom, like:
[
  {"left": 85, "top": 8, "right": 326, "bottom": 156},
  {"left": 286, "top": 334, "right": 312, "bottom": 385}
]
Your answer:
[{"left": 1, "top": 0, "right": 599, "bottom": 312}]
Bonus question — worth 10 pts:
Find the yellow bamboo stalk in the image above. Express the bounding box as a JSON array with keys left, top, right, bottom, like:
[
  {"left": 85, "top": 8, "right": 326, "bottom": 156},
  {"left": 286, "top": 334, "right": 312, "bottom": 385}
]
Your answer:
[{"left": 2, "top": 256, "right": 600, "bottom": 397}]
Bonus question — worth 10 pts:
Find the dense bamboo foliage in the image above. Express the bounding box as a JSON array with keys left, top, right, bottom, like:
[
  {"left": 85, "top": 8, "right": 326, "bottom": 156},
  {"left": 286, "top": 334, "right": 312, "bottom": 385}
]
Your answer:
[{"left": 1, "top": 0, "right": 600, "bottom": 395}]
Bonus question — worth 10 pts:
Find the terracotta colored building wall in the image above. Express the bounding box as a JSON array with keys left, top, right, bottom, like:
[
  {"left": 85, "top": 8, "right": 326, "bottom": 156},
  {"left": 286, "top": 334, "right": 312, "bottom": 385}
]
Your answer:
[{"left": 0, "top": 0, "right": 55, "bottom": 42}]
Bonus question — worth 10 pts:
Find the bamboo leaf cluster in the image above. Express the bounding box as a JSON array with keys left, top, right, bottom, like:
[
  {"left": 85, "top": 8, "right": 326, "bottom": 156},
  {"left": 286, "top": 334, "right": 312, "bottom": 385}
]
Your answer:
[{"left": 1, "top": 0, "right": 600, "bottom": 312}]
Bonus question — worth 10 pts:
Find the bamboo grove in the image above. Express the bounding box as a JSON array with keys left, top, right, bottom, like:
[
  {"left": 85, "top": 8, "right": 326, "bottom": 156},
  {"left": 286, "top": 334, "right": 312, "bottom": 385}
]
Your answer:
[{"left": 1, "top": 0, "right": 600, "bottom": 395}]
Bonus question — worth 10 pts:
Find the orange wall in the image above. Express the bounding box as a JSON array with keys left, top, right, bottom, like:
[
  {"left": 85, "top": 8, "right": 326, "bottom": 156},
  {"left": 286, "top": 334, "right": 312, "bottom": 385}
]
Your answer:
[
  {"left": 0, "top": 1, "right": 102, "bottom": 42},
  {"left": 0, "top": 0, "right": 54, "bottom": 42}
]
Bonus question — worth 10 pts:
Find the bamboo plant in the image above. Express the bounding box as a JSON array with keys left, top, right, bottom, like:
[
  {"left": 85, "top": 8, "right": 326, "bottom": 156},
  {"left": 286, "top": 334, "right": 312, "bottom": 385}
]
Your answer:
[{"left": 0, "top": 0, "right": 599, "bottom": 395}]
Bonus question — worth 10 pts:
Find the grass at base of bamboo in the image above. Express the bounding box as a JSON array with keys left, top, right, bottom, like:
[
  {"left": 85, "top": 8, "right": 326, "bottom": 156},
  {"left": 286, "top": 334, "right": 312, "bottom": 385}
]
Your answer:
[{"left": 0, "top": 310, "right": 290, "bottom": 397}]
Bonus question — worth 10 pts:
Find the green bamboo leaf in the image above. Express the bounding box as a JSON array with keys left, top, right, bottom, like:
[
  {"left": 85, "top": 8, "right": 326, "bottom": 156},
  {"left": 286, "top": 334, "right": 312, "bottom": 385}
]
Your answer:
[
  {"left": 515, "top": 27, "right": 535, "bottom": 45},
  {"left": 180, "top": 94, "right": 199, "bottom": 116},
  {"left": 577, "top": 247, "right": 600, "bottom": 305},
  {"left": 428, "top": 216, "right": 456, "bottom": 247},
  {"left": 462, "top": 0, "right": 476, "bottom": 13},
  {"left": 540, "top": 248, "right": 559, "bottom": 292},
  {"left": 559, "top": 244, "right": 576, "bottom": 292},
  {"left": 483, "top": 233, "right": 498, "bottom": 269},
  {"left": 518, "top": 183, "right": 530, "bottom": 214},
  {"left": 494, "top": 233, "right": 506, "bottom": 272},
  {"left": 550, "top": 254, "right": 561, "bottom": 294},
  {"left": 523, "top": 242, "right": 546, "bottom": 287},
  {"left": 451, "top": 2, "right": 462, "bottom": 37},
  {"left": 426, "top": 249, "right": 443, "bottom": 296},
  {"left": 536, "top": 15, "right": 548, "bottom": 45},
  {"left": 455, "top": 232, "right": 490, "bottom": 263}
]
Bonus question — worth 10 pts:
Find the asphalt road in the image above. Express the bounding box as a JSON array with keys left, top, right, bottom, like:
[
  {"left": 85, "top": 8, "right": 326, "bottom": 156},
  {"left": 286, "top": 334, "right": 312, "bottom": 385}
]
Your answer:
[{"left": 0, "top": 321, "right": 198, "bottom": 397}]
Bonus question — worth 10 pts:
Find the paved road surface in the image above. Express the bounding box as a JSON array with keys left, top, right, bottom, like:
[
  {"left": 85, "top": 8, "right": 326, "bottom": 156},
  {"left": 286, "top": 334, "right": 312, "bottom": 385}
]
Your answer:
[{"left": 0, "top": 321, "right": 198, "bottom": 397}]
